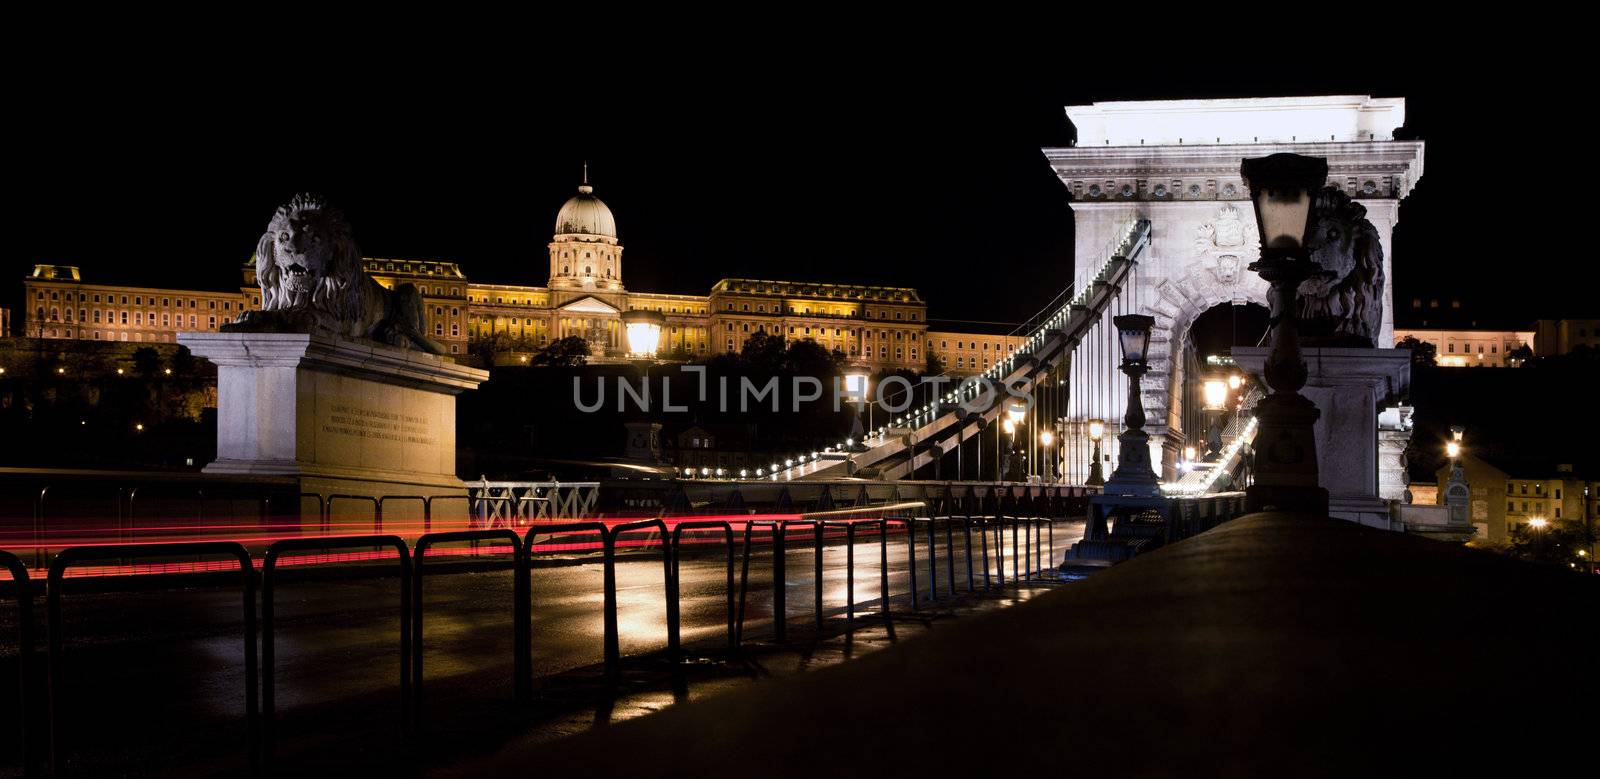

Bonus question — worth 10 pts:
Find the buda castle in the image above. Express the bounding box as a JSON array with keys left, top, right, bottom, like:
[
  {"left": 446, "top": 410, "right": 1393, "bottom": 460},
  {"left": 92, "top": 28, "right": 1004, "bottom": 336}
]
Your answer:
[{"left": 21, "top": 177, "right": 1024, "bottom": 375}]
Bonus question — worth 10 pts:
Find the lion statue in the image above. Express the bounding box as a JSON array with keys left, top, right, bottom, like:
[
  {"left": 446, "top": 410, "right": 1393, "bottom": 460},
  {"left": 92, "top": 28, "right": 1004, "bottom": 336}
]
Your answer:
[
  {"left": 1296, "top": 186, "right": 1386, "bottom": 347},
  {"left": 226, "top": 193, "right": 443, "bottom": 353}
]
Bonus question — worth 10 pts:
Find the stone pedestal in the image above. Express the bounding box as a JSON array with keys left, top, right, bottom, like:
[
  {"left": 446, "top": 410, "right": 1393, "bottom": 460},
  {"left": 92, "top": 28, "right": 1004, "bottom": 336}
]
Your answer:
[
  {"left": 1234, "top": 347, "right": 1409, "bottom": 529},
  {"left": 179, "top": 332, "right": 488, "bottom": 504}
]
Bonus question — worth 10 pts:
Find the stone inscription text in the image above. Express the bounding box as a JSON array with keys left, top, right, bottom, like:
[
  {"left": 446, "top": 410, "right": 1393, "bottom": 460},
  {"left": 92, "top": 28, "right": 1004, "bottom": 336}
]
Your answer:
[{"left": 322, "top": 403, "right": 437, "bottom": 446}]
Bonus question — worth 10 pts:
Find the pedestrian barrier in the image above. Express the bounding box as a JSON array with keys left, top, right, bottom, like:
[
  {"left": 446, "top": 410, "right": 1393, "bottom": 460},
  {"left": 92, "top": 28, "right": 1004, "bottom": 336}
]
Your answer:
[
  {"left": 600, "top": 520, "right": 670, "bottom": 679},
  {"left": 1, "top": 549, "right": 38, "bottom": 777},
  {"left": 261, "top": 535, "right": 411, "bottom": 762},
  {"left": 16, "top": 503, "right": 1073, "bottom": 772},
  {"left": 46, "top": 541, "right": 259, "bottom": 773},
  {"left": 522, "top": 522, "right": 606, "bottom": 694},
  {"left": 423, "top": 495, "right": 472, "bottom": 533},
  {"left": 412, "top": 529, "right": 527, "bottom": 724},
  {"left": 376, "top": 495, "right": 428, "bottom": 534},
  {"left": 667, "top": 521, "right": 735, "bottom": 658},
  {"left": 326, "top": 495, "right": 381, "bottom": 533}
]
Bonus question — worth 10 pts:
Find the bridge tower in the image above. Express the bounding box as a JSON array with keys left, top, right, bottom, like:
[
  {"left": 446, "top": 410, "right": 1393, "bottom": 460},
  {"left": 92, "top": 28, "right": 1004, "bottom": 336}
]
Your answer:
[{"left": 1043, "top": 96, "right": 1424, "bottom": 479}]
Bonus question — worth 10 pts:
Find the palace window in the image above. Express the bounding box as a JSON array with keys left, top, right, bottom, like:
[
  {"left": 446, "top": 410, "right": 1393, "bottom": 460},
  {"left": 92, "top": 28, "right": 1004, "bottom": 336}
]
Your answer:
[
  {"left": 189, "top": 315, "right": 196, "bottom": 328},
  {"left": 120, "top": 312, "right": 128, "bottom": 324},
  {"left": 208, "top": 316, "right": 217, "bottom": 329}
]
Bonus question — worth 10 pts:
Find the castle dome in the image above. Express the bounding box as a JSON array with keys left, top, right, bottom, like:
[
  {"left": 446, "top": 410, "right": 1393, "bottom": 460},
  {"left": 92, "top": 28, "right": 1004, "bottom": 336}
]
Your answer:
[{"left": 553, "top": 181, "right": 617, "bottom": 240}]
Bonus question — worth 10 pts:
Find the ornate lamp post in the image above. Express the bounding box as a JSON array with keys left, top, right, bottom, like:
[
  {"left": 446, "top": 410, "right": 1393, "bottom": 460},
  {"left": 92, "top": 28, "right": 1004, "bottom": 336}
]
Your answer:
[
  {"left": 1102, "top": 314, "right": 1160, "bottom": 498},
  {"left": 1202, "top": 376, "right": 1228, "bottom": 462},
  {"left": 1444, "top": 425, "right": 1470, "bottom": 525},
  {"left": 1241, "top": 153, "right": 1331, "bottom": 516},
  {"left": 844, "top": 368, "right": 870, "bottom": 452},
  {"left": 621, "top": 309, "right": 665, "bottom": 360},
  {"left": 1086, "top": 419, "right": 1106, "bottom": 487}
]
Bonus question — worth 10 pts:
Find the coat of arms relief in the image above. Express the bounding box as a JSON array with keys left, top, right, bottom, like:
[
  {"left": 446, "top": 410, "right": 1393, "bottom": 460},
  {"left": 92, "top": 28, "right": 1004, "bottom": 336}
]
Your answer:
[{"left": 1193, "top": 203, "right": 1259, "bottom": 285}]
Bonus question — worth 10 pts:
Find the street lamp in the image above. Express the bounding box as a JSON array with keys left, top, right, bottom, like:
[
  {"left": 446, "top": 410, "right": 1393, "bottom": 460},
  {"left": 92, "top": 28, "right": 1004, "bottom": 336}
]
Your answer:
[
  {"left": 1202, "top": 377, "right": 1228, "bottom": 461},
  {"left": 621, "top": 309, "right": 665, "bottom": 359},
  {"left": 1103, "top": 314, "right": 1160, "bottom": 497},
  {"left": 1086, "top": 419, "right": 1105, "bottom": 487},
  {"left": 1240, "top": 152, "right": 1331, "bottom": 516},
  {"left": 845, "top": 368, "right": 870, "bottom": 451},
  {"left": 1228, "top": 374, "right": 1243, "bottom": 391}
]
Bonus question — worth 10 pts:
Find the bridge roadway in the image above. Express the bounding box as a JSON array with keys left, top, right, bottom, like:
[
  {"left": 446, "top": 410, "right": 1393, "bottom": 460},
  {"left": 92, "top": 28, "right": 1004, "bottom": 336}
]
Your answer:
[{"left": 1, "top": 519, "right": 1085, "bottom": 774}]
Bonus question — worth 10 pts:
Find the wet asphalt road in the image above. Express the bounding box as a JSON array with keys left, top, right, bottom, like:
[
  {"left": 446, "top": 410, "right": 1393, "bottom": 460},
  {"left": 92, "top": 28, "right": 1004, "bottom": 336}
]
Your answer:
[{"left": 0, "top": 520, "right": 1083, "bottom": 775}]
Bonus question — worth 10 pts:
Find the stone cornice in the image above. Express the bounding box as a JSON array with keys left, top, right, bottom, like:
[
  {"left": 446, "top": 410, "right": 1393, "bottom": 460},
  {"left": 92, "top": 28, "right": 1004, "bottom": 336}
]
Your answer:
[
  {"left": 1041, "top": 140, "right": 1424, "bottom": 200},
  {"left": 178, "top": 332, "right": 488, "bottom": 393}
]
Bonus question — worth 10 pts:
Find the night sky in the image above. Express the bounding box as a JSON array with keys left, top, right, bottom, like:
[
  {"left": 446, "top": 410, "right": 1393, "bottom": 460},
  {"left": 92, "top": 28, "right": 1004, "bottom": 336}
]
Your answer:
[{"left": 8, "top": 61, "right": 1590, "bottom": 332}]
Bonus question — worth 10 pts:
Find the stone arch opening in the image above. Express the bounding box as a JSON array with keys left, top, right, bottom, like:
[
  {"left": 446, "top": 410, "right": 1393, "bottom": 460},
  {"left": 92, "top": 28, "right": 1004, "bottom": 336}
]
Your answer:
[
  {"left": 1175, "top": 301, "right": 1270, "bottom": 459},
  {"left": 1143, "top": 265, "right": 1270, "bottom": 477}
]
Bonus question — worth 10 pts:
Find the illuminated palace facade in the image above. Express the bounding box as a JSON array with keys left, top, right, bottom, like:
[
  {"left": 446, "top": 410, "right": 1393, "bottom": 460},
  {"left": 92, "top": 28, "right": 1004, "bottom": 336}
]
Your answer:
[{"left": 21, "top": 179, "right": 1024, "bottom": 375}]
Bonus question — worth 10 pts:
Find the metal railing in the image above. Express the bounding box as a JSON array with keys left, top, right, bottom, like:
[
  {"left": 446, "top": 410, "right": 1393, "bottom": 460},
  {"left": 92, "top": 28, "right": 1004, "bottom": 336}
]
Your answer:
[
  {"left": 7, "top": 499, "right": 1076, "bottom": 774},
  {"left": 46, "top": 542, "right": 260, "bottom": 773},
  {"left": 1, "top": 549, "right": 38, "bottom": 777},
  {"left": 261, "top": 535, "right": 411, "bottom": 762}
]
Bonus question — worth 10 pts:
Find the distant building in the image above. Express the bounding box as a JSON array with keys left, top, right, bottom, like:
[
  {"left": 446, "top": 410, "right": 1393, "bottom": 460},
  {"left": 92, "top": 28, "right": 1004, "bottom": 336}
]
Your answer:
[
  {"left": 1435, "top": 455, "right": 1599, "bottom": 545},
  {"left": 21, "top": 176, "right": 1012, "bottom": 372},
  {"left": 23, "top": 264, "right": 257, "bottom": 343},
  {"left": 926, "top": 329, "right": 1028, "bottom": 376},
  {"left": 0, "top": 307, "right": 10, "bottom": 337},
  {"left": 668, "top": 423, "right": 759, "bottom": 475},
  {"left": 1393, "top": 328, "right": 1534, "bottom": 367},
  {"left": 1534, "top": 319, "right": 1600, "bottom": 356}
]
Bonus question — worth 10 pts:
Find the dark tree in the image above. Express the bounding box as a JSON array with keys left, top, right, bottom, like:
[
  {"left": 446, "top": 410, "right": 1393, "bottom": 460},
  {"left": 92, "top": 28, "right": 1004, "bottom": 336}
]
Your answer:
[
  {"left": 923, "top": 352, "right": 946, "bottom": 376},
  {"left": 132, "top": 346, "right": 162, "bottom": 379},
  {"left": 784, "top": 338, "right": 842, "bottom": 377},
  {"left": 533, "top": 336, "right": 591, "bottom": 367},
  {"left": 739, "top": 331, "right": 786, "bottom": 373},
  {"left": 169, "top": 345, "right": 198, "bottom": 378},
  {"left": 1396, "top": 335, "right": 1436, "bottom": 367}
]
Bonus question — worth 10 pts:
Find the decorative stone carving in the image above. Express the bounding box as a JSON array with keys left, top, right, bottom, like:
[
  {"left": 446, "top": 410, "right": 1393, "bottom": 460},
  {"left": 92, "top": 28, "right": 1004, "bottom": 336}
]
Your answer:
[
  {"left": 226, "top": 193, "right": 443, "bottom": 353},
  {"left": 1297, "top": 187, "right": 1386, "bottom": 347},
  {"left": 1194, "top": 203, "right": 1259, "bottom": 285}
]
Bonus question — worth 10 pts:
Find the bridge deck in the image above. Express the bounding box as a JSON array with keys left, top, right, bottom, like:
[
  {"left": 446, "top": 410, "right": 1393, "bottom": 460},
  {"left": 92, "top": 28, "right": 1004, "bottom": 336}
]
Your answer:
[{"left": 457, "top": 512, "right": 1599, "bottom": 776}]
